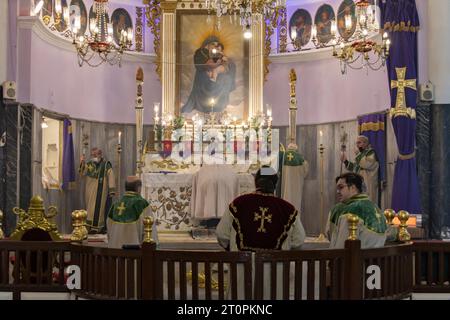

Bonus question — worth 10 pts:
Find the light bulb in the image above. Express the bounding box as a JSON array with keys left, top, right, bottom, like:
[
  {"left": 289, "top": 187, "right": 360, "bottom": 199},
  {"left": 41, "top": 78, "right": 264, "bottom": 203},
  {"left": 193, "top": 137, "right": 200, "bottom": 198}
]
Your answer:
[{"left": 243, "top": 25, "right": 252, "bottom": 39}]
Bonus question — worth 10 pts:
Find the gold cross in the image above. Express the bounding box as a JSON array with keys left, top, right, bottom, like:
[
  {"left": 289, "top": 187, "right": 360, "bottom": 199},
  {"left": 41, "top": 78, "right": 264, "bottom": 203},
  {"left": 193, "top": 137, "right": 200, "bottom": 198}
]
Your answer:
[
  {"left": 287, "top": 152, "right": 294, "bottom": 161},
  {"left": 254, "top": 207, "right": 272, "bottom": 233},
  {"left": 391, "top": 67, "right": 417, "bottom": 110},
  {"left": 117, "top": 202, "right": 126, "bottom": 216}
]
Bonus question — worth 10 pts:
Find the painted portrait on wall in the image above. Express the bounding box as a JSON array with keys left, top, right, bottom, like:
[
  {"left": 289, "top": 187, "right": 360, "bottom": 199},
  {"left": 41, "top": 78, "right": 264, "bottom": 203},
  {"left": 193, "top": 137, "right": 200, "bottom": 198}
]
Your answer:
[
  {"left": 289, "top": 9, "right": 312, "bottom": 47},
  {"left": 315, "top": 4, "right": 335, "bottom": 44},
  {"left": 177, "top": 12, "right": 248, "bottom": 120},
  {"left": 54, "top": 0, "right": 69, "bottom": 32},
  {"left": 111, "top": 8, "right": 133, "bottom": 45},
  {"left": 69, "top": 0, "right": 87, "bottom": 36},
  {"left": 40, "top": 0, "right": 52, "bottom": 24},
  {"left": 89, "top": 5, "right": 109, "bottom": 36},
  {"left": 337, "top": 0, "right": 357, "bottom": 40}
]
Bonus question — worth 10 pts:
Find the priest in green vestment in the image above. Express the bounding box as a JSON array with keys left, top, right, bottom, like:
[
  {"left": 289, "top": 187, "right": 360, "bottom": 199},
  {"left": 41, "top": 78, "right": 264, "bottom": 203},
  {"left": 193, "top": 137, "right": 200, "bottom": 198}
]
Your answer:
[
  {"left": 326, "top": 172, "right": 387, "bottom": 249},
  {"left": 107, "top": 176, "right": 159, "bottom": 249},
  {"left": 79, "top": 148, "right": 115, "bottom": 233},
  {"left": 340, "top": 135, "right": 379, "bottom": 204}
]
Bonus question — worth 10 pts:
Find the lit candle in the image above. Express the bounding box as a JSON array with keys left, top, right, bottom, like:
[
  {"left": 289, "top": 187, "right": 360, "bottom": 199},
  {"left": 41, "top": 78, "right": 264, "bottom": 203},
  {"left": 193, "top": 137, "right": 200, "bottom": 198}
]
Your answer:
[
  {"left": 118, "top": 131, "right": 122, "bottom": 145},
  {"left": 345, "top": 15, "right": 352, "bottom": 31},
  {"left": 319, "top": 130, "right": 323, "bottom": 145},
  {"left": 312, "top": 25, "right": 317, "bottom": 39}
]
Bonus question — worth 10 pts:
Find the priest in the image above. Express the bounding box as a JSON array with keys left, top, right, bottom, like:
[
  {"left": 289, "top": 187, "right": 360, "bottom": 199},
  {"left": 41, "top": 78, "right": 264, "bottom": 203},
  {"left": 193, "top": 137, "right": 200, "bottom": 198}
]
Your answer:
[
  {"left": 216, "top": 165, "right": 305, "bottom": 251},
  {"left": 340, "top": 135, "right": 379, "bottom": 204},
  {"left": 79, "top": 148, "right": 115, "bottom": 234},
  {"left": 327, "top": 172, "right": 387, "bottom": 249},
  {"left": 107, "top": 176, "right": 159, "bottom": 249}
]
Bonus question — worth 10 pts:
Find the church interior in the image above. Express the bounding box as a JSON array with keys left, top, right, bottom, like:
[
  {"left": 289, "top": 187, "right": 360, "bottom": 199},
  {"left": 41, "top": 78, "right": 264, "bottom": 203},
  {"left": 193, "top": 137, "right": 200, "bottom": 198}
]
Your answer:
[{"left": 0, "top": 0, "right": 449, "bottom": 301}]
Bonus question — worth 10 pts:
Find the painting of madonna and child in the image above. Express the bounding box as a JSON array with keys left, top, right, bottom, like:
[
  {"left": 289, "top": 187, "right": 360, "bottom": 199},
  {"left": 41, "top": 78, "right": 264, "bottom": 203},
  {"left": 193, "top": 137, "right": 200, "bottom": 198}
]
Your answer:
[{"left": 177, "top": 12, "right": 249, "bottom": 121}]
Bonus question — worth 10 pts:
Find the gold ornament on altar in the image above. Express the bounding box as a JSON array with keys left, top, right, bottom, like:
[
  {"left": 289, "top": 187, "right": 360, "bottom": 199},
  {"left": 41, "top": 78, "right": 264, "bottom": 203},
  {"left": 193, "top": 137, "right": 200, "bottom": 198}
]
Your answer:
[
  {"left": 347, "top": 214, "right": 360, "bottom": 241},
  {"left": 70, "top": 210, "right": 88, "bottom": 242},
  {"left": 10, "top": 196, "right": 61, "bottom": 241},
  {"left": 397, "top": 210, "right": 411, "bottom": 242},
  {"left": 143, "top": 216, "right": 156, "bottom": 244}
]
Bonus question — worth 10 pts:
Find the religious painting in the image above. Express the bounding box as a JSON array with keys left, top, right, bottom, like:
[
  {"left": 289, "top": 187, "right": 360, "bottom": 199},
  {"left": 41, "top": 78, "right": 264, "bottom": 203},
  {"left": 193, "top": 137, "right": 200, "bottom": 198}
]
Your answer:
[
  {"left": 69, "top": 0, "right": 87, "bottom": 36},
  {"left": 289, "top": 9, "right": 312, "bottom": 47},
  {"left": 89, "top": 5, "right": 109, "bottom": 36},
  {"left": 54, "top": 0, "right": 69, "bottom": 33},
  {"left": 314, "top": 4, "right": 335, "bottom": 44},
  {"left": 40, "top": 0, "right": 52, "bottom": 24},
  {"left": 337, "top": 0, "right": 357, "bottom": 40},
  {"left": 176, "top": 11, "right": 249, "bottom": 120},
  {"left": 111, "top": 8, "right": 133, "bottom": 46}
]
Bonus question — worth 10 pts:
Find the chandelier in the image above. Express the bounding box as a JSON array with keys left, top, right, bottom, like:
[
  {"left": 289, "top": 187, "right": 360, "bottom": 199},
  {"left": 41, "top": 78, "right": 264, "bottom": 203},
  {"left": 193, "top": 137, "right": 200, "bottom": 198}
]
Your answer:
[
  {"left": 71, "top": 0, "right": 133, "bottom": 67},
  {"left": 332, "top": 0, "right": 390, "bottom": 74},
  {"left": 289, "top": 0, "right": 390, "bottom": 74},
  {"left": 205, "top": 0, "right": 286, "bottom": 32}
]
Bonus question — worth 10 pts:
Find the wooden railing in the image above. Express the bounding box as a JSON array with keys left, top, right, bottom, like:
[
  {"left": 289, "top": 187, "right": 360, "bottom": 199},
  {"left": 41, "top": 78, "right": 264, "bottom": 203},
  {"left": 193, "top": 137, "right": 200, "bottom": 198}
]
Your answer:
[
  {"left": 70, "top": 244, "right": 143, "bottom": 300},
  {"left": 0, "top": 241, "right": 71, "bottom": 300},
  {"left": 3, "top": 240, "right": 450, "bottom": 299},
  {"left": 253, "top": 249, "right": 346, "bottom": 300},
  {"left": 412, "top": 241, "right": 450, "bottom": 293}
]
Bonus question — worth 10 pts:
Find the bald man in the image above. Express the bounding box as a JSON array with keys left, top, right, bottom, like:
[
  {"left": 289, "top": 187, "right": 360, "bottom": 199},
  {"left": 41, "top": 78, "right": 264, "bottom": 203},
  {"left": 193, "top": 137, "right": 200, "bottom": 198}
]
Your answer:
[
  {"left": 340, "top": 135, "right": 379, "bottom": 204},
  {"left": 107, "top": 176, "right": 158, "bottom": 249}
]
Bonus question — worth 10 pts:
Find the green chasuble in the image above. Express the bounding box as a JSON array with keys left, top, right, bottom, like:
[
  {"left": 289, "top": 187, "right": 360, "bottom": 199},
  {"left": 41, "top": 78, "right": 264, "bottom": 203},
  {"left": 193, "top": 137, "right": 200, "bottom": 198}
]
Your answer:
[
  {"left": 79, "top": 159, "right": 115, "bottom": 231},
  {"left": 329, "top": 193, "right": 387, "bottom": 236},
  {"left": 108, "top": 192, "right": 149, "bottom": 223},
  {"left": 345, "top": 148, "right": 377, "bottom": 173}
]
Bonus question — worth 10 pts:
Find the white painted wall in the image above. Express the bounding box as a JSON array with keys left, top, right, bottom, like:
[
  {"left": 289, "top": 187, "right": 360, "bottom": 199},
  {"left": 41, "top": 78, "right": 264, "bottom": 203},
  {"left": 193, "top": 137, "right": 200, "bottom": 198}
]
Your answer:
[{"left": 0, "top": 0, "right": 8, "bottom": 83}]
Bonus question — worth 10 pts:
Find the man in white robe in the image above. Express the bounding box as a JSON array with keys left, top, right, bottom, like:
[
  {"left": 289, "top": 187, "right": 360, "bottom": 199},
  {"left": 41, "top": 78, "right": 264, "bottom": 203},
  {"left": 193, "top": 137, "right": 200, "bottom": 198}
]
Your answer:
[{"left": 340, "top": 135, "right": 379, "bottom": 204}]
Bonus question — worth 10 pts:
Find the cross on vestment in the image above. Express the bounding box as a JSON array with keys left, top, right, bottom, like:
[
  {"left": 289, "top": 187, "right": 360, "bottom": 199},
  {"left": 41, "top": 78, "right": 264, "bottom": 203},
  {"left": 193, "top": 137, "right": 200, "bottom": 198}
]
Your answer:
[
  {"left": 287, "top": 152, "right": 294, "bottom": 161},
  {"left": 254, "top": 207, "right": 272, "bottom": 233},
  {"left": 391, "top": 67, "right": 417, "bottom": 109},
  {"left": 117, "top": 202, "right": 126, "bottom": 216}
]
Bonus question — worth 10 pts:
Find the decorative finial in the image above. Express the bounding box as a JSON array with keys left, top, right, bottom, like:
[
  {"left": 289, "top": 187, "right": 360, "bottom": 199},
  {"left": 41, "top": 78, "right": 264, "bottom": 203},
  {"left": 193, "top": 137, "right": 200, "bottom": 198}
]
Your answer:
[
  {"left": 143, "top": 216, "right": 155, "bottom": 244},
  {"left": 384, "top": 209, "right": 396, "bottom": 225},
  {"left": 136, "top": 66, "right": 144, "bottom": 82},
  {"left": 347, "top": 214, "right": 359, "bottom": 241},
  {"left": 70, "top": 210, "right": 88, "bottom": 242},
  {"left": 10, "top": 195, "right": 61, "bottom": 240},
  {"left": 397, "top": 210, "right": 411, "bottom": 242}
]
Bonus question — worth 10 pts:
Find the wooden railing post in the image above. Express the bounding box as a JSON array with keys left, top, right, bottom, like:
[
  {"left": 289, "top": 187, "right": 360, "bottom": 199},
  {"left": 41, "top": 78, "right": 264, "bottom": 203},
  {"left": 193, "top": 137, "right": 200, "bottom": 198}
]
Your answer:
[
  {"left": 141, "top": 242, "right": 156, "bottom": 299},
  {"left": 344, "top": 239, "right": 363, "bottom": 299},
  {"left": 344, "top": 214, "right": 363, "bottom": 299},
  {"left": 141, "top": 216, "right": 156, "bottom": 300}
]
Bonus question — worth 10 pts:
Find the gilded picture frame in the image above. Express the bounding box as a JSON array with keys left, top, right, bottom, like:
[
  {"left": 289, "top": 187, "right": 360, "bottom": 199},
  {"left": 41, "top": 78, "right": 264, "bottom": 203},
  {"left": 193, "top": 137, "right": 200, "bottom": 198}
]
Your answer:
[{"left": 175, "top": 10, "right": 249, "bottom": 120}]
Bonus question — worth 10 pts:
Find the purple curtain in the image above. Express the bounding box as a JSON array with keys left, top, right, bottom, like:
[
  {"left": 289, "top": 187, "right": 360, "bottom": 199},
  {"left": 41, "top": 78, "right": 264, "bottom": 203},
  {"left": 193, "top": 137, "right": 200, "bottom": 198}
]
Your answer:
[
  {"left": 380, "top": 0, "right": 421, "bottom": 214},
  {"left": 62, "top": 119, "right": 75, "bottom": 190},
  {"left": 358, "top": 112, "right": 386, "bottom": 181}
]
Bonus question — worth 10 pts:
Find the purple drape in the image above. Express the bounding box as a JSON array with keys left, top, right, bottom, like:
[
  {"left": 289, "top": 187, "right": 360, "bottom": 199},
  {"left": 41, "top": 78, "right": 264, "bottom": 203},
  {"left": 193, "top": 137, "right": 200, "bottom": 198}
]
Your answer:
[
  {"left": 358, "top": 112, "right": 386, "bottom": 181},
  {"left": 380, "top": 0, "right": 421, "bottom": 214},
  {"left": 62, "top": 119, "right": 75, "bottom": 190}
]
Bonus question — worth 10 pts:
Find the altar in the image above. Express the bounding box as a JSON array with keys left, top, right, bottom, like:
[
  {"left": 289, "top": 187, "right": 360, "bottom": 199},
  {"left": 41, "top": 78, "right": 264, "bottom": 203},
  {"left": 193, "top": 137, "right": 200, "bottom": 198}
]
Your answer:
[{"left": 141, "top": 169, "right": 255, "bottom": 232}]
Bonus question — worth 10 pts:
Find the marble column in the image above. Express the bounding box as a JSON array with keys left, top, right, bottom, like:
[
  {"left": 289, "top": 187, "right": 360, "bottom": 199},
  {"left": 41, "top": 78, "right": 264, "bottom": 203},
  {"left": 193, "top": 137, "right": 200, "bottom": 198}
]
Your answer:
[
  {"left": 1, "top": 102, "right": 33, "bottom": 236},
  {"left": 161, "top": 2, "right": 177, "bottom": 116},
  {"left": 422, "top": 0, "right": 450, "bottom": 238}
]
